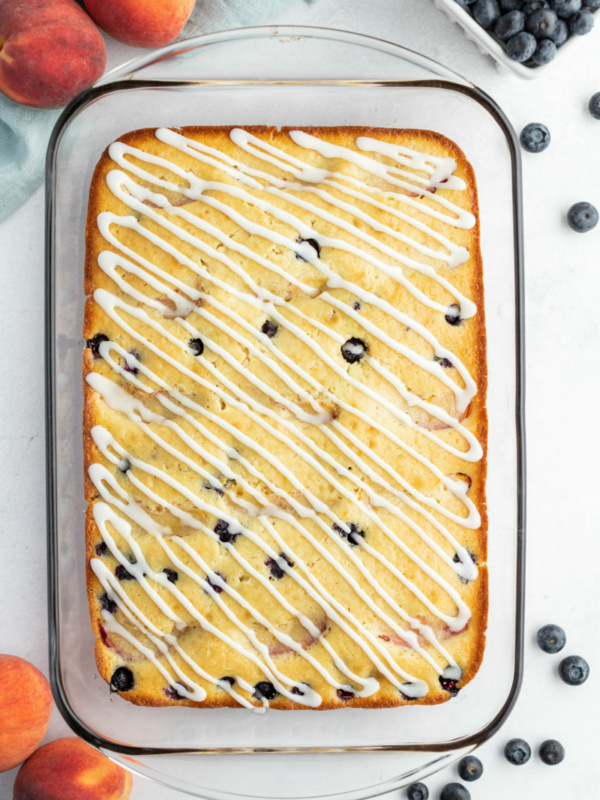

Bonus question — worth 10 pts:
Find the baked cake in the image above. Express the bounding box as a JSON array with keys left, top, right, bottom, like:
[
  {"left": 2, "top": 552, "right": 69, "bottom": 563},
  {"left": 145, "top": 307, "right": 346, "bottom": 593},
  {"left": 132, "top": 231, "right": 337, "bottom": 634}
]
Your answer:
[{"left": 83, "top": 126, "right": 488, "bottom": 710}]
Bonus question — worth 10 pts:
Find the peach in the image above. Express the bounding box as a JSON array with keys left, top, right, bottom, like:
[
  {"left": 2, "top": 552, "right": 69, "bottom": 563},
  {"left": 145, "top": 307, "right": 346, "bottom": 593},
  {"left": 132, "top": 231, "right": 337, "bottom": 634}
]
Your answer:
[
  {"left": 84, "top": 0, "right": 195, "bottom": 49},
  {"left": 0, "top": 0, "right": 106, "bottom": 109},
  {"left": 13, "top": 737, "right": 133, "bottom": 800},
  {"left": 0, "top": 655, "right": 53, "bottom": 773}
]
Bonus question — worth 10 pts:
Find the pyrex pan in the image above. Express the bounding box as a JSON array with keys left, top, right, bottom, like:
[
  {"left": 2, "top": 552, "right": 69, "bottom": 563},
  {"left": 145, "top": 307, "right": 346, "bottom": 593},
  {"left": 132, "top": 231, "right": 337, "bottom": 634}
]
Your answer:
[{"left": 46, "top": 26, "right": 525, "bottom": 799}]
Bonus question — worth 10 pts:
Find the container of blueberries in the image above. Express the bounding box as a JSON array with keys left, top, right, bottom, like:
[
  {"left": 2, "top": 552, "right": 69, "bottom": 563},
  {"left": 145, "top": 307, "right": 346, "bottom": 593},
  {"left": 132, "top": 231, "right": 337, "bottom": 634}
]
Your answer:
[{"left": 434, "top": 0, "right": 598, "bottom": 77}]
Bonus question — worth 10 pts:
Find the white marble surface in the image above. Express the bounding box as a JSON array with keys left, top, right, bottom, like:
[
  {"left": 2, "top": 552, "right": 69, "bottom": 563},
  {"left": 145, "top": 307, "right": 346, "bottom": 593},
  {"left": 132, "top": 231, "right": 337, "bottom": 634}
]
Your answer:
[{"left": 1, "top": 0, "right": 599, "bottom": 798}]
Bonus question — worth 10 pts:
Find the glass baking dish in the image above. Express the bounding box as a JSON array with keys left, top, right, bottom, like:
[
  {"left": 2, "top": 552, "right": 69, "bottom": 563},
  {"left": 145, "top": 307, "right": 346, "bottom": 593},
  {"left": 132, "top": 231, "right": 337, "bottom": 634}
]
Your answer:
[{"left": 45, "top": 26, "right": 525, "bottom": 800}]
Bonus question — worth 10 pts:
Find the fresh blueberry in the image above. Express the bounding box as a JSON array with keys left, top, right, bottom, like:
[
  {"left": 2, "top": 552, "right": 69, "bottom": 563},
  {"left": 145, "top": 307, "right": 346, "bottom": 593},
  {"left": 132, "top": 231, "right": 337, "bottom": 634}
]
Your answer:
[
  {"left": 548, "top": 17, "right": 569, "bottom": 42},
  {"left": 99, "top": 592, "right": 118, "bottom": 614},
  {"left": 115, "top": 564, "right": 135, "bottom": 581},
  {"left": 434, "top": 355, "right": 454, "bottom": 368},
  {"left": 341, "top": 337, "right": 367, "bottom": 363},
  {"left": 536, "top": 623, "right": 566, "bottom": 653},
  {"left": 567, "top": 201, "right": 599, "bottom": 232},
  {"left": 86, "top": 333, "right": 108, "bottom": 358},
  {"left": 214, "top": 519, "right": 240, "bottom": 544},
  {"left": 206, "top": 572, "right": 226, "bottom": 593},
  {"left": 336, "top": 687, "right": 355, "bottom": 701},
  {"left": 499, "top": 0, "right": 524, "bottom": 9},
  {"left": 163, "top": 567, "right": 179, "bottom": 584},
  {"left": 495, "top": 10, "right": 526, "bottom": 37},
  {"left": 504, "top": 738, "right": 532, "bottom": 765},
  {"left": 296, "top": 237, "right": 321, "bottom": 261},
  {"left": 333, "top": 521, "right": 365, "bottom": 546},
  {"left": 569, "top": 8, "right": 595, "bottom": 33},
  {"left": 473, "top": 0, "right": 502, "bottom": 28},
  {"left": 440, "top": 783, "right": 471, "bottom": 800},
  {"left": 539, "top": 739, "right": 565, "bottom": 765},
  {"left": 589, "top": 92, "right": 600, "bottom": 119},
  {"left": 189, "top": 337, "right": 204, "bottom": 357},
  {"left": 261, "top": 320, "right": 278, "bottom": 338},
  {"left": 110, "top": 667, "right": 134, "bottom": 693},
  {"left": 458, "top": 755, "right": 484, "bottom": 782},
  {"left": 586, "top": 0, "right": 600, "bottom": 8},
  {"left": 253, "top": 681, "right": 279, "bottom": 700},
  {"left": 550, "top": 0, "right": 581, "bottom": 16},
  {"left": 124, "top": 349, "right": 141, "bottom": 375},
  {"left": 520, "top": 123, "right": 551, "bottom": 153},
  {"left": 445, "top": 304, "right": 462, "bottom": 326},
  {"left": 526, "top": 8, "right": 558, "bottom": 35},
  {"left": 95, "top": 541, "right": 108, "bottom": 556},
  {"left": 265, "top": 553, "right": 294, "bottom": 579},
  {"left": 406, "top": 783, "right": 429, "bottom": 800},
  {"left": 558, "top": 655, "right": 590, "bottom": 685},
  {"left": 531, "top": 37, "right": 557, "bottom": 63},
  {"left": 522, "top": 0, "right": 550, "bottom": 12}
]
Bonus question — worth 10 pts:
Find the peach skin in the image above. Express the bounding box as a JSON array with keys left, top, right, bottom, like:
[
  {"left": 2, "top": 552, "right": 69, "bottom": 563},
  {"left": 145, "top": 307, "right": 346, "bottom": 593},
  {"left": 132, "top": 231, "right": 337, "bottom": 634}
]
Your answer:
[
  {"left": 0, "top": 0, "right": 106, "bottom": 109},
  {"left": 13, "top": 737, "right": 133, "bottom": 800},
  {"left": 0, "top": 655, "right": 53, "bottom": 773},
  {"left": 84, "top": 0, "right": 195, "bottom": 49}
]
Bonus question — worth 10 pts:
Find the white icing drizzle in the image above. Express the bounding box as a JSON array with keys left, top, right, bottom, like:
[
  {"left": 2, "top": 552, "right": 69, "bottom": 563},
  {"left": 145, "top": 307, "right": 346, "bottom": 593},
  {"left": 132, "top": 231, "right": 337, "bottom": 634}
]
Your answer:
[{"left": 87, "top": 127, "right": 485, "bottom": 710}]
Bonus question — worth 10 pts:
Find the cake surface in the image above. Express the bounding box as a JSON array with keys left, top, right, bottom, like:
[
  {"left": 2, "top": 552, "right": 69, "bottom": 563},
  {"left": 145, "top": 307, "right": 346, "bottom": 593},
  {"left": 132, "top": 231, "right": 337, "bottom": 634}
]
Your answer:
[{"left": 83, "top": 125, "right": 488, "bottom": 711}]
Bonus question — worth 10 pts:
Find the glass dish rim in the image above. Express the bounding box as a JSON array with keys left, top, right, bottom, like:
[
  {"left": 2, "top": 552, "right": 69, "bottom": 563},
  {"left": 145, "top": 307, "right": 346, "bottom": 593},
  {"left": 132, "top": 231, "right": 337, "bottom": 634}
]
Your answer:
[{"left": 45, "top": 24, "right": 526, "bottom": 759}]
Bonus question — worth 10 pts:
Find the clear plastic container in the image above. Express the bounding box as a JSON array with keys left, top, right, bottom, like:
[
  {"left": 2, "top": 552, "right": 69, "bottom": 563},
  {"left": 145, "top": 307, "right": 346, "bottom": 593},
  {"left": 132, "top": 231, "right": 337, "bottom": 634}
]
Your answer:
[{"left": 46, "top": 26, "right": 526, "bottom": 800}]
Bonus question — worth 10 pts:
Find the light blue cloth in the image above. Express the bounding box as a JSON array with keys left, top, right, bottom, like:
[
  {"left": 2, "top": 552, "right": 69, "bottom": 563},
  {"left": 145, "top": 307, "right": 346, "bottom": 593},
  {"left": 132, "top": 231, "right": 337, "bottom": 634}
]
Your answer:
[{"left": 0, "top": 0, "right": 314, "bottom": 224}]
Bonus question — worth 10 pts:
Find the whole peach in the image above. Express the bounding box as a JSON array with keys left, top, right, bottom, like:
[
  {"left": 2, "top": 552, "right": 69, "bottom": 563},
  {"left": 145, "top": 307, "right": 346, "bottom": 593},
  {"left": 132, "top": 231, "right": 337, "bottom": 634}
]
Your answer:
[
  {"left": 84, "top": 0, "right": 195, "bottom": 49},
  {"left": 0, "top": 655, "right": 53, "bottom": 773},
  {"left": 0, "top": 0, "right": 106, "bottom": 109},
  {"left": 13, "top": 737, "right": 133, "bottom": 800}
]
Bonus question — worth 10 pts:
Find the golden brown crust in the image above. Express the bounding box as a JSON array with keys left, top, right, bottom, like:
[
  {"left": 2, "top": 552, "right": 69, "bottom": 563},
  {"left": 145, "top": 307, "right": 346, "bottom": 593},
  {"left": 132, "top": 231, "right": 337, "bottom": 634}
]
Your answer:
[{"left": 84, "top": 125, "right": 488, "bottom": 710}]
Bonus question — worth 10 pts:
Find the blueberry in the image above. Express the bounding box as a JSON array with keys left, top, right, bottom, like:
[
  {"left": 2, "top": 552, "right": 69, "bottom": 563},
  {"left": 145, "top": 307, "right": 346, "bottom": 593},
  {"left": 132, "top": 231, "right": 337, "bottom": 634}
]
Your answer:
[
  {"left": 558, "top": 655, "right": 590, "bottom": 685},
  {"left": 589, "top": 92, "right": 600, "bottom": 119},
  {"left": 434, "top": 355, "right": 454, "bottom": 368},
  {"left": 115, "top": 564, "right": 135, "bottom": 581},
  {"left": 206, "top": 572, "right": 226, "bottom": 593},
  {"left": 550, "top": 0, "right": 581, "bottom": 16},
  {"left": 499, "top": 0, "right": 524, "bottom": 9},
  {"left": 520, "top": 123, "right": 551, "bottom": 153},
  {"left": 265, "top": 553, "right": 294, "bottom": 579},
  {"left": 548, "top": 17, "right": 569, "bottom": 42},
  {"left": 214, "top": 519, "right": 240, "bottom": 544},
  {"left": 536, "top": 623, "right": 566, "bottom": 653},
  {"left": 522, "top": 0, "right": 550, "bottom": 12},
  {"left": 586, "top": 0, "right": 600, "bottom": 8},
  {"left": 291, "top": 685, "right": 307, "bottom": 696},
  {"left": 163, "top": 567, "right": 178, "bottom": 583},
  {"left": 440, "top": 784, "right": 471, "bottom": 800},
  {"left": 336, "top": 687, "right": 355, "bottom": 701},
  {"left": 458, "top": 755, "right": 484, "bottom": 782},
  {"left": 353, "top": 300, "right": 361, "bottom": 311},
  {"left": 189, "top": 337, "right": 204, "bottom": 356},
  {"left": 439, "top": 675, "right": 460, "bottom": 696},
  {"left": 526, "top": 8, "right": 558, "bottom": 35},
  {"left": 99, "top": 592, "right": 118, "bottom": 614},
  {"left": 110, "top": 666, "right": 134, "bottom": 692},
  {"left": 445, "top": 304, "right": 462, "bottom": 326},
  {"left": 253, "top": 681, "right": 279, "bottom": 700},
  {"left": 86, "top": 333, "right": 108, "bottom": 358},
  {"left": 473, "top": 0, "right": 501, "bottom": 28},
  {"left": 341, "top": 337, "right": 367, "bottom": 363},
  {"left": 333, "top": 521, "right": 365, "bottom": 546},
  {"left": 124, "top": 349, "right": 141, "bottom": 375},
  {"left": 95, "top": 541, "right": 108, "bottom": 556},
  {"left": 261, "top": 320, "right": 278, "bottom": 338},
  {"left": 406, "top": 783, "right": 429, "bottom": 800},
  {"left": 164, "top": 684, "right": 186, "bottom": 701},
  {"left": 220, "top": 676, "right": 235, "bottom": 686},
  {"left": 567, "top": 201, "right": 599, "bottom": 232},
  {"left": 531, "top": 37, "right": 557, "bottom": 63},
  {"left": 118, "top": 458, "right": 131, "bottom": 474},
  {"left": 495, "top": 10, "right": 526, "bottom": 38},
  {"left": 569, "top": 8, "right": 594, "bottom": 32},
  {"left": 504, "top": 737, "right": 532, "bottom": 765},
  {"left": 296, "top": 237, "right": 321, "bottom": 261},
  {"left": 539, "top": 739, "right": 565, "bottom": 765}
]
